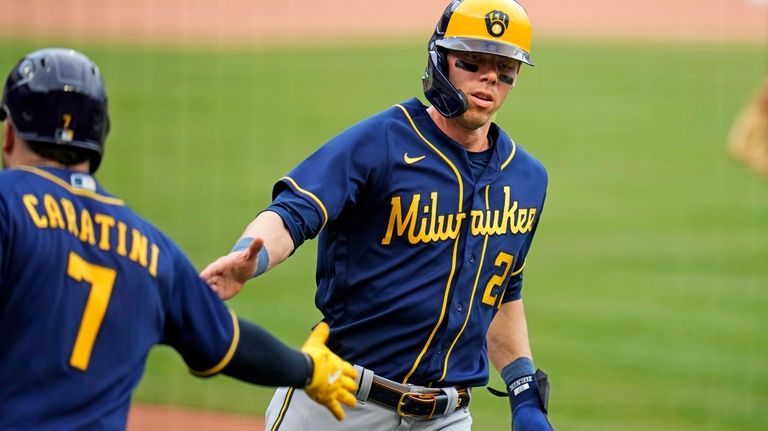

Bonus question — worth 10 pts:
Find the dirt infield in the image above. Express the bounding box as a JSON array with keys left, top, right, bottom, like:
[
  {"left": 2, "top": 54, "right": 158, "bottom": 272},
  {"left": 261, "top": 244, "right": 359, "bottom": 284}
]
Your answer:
[
  {"left": 2, "top": 0, "right": 764, "bottom": 429},
  {"left": 0, "top": 0, "right": 765, "bottom": 44},
  {"left": 127, "top": 404, "right": 264, "bottom": 431}
]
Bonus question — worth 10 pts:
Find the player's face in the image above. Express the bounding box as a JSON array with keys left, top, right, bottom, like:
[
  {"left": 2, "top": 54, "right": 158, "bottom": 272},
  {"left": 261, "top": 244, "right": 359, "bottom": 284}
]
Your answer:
[{"left": 446, "top": 50, "right": 520, "bottom": 129}]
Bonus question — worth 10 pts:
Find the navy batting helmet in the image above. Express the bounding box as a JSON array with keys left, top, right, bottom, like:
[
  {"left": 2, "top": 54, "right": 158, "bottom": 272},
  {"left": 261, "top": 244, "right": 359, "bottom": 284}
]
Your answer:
[
  {"left": 0, "top": 48, "right": 109, "bottom": 172},
  {"left": 423, "top": 0, "right": 534, "bottom": 118}
]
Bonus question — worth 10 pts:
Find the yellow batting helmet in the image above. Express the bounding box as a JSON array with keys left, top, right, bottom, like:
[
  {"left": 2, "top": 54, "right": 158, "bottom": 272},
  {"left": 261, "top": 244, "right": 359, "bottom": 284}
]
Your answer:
[
  {"left": 437, "top": 0, "right": 533, "bottom": 66},
  {"left": 423, "top": 0, "right": 534, "bottom": 118}
]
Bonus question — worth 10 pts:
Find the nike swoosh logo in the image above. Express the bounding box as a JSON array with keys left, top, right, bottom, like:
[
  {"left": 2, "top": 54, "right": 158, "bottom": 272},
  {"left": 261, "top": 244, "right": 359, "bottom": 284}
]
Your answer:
[
  {"left": 404, "top": 153, "right": 426, "bottom": 164},
  {"left": 328, "top": 368, "right": 342, "bottom": 385}
]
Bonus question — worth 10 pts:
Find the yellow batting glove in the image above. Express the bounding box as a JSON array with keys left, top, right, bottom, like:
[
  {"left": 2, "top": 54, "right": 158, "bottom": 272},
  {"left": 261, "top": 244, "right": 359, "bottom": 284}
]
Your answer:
[{"left": 301, "top": 322, "right": 358, "bottom": 421}]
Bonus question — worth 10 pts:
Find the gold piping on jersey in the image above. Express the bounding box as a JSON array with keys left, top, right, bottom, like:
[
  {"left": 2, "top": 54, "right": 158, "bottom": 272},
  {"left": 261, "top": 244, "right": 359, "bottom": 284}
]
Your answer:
[
  {"left": 510, "top": 260, "right": 525, "bottom": 277},
  {"left": 403, "top": 236, "right": 461, "bottom": 384},
  {"left": 190, "top": 309, "right": 240, "bottom": 377},
  {"left": 270, "top": 387, "right": 295, "bottom": 431},
  {"left": 438, "top": 184, "right": 491, "bottom": 382},
  {"left": 395, "top": 105, "right": 464, "bottom": 210},
  {"left": 500, "top": 140, "right": 518, "bottom": 170},
  {"left": 281, "top": 176, "right": 329, "bottom": 230},
  {"left": 14, "top": 166, "right": 125, "bottom": 206},
  {"left": 440, "top": 232, "right": 489, "bottom": 382},
  {"left": 497, "top": 258, "right": 526, "bottom": 308},
  {"left": 396, "top": 104, "right": 465, "bottom": 384}
]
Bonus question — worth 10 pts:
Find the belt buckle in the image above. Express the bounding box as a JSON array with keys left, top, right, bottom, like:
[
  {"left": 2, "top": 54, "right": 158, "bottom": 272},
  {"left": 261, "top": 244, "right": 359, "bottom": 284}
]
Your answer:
[{"left": 396, "top": 392, "right": 437, "bottom": 418}]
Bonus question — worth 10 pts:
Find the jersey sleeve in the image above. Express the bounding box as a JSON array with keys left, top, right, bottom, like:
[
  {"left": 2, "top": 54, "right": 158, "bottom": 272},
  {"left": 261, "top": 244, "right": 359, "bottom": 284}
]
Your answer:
[
  {"left": 501, "top": 184, "right": 548, "bottom": 303},
  {"left": 271, "top": 118, "right": 391, "bottom": 244},
  {"left": 160, "top": 240, "right": 239, "bottom": 375},
  {"left": 0, "top": 193, "right": 7, "bottom": 290},
  {"left": 266, "top": 189, "right": 323, "bottom": 250}
]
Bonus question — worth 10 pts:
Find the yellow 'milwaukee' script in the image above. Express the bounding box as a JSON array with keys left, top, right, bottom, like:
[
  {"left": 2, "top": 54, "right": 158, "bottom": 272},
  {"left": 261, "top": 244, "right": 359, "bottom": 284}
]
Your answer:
[
  {"left": 21, "top": 193, "right": 160, "bottom": 277},
  {"left": 381, "top": 186, "right": 537, "bottom": 245}
]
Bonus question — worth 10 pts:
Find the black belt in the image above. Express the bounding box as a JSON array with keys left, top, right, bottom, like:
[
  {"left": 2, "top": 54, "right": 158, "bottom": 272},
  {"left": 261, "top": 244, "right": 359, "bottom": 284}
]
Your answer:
[{"left": 359, "top": 371, "right": 471, "bottom": 419}]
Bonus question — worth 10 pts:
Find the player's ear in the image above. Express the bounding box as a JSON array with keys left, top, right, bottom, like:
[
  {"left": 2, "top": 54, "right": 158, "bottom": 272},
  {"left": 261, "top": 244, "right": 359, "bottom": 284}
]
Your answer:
[{"left": 2, "top": 121, "right": 15, "bottom": 154}]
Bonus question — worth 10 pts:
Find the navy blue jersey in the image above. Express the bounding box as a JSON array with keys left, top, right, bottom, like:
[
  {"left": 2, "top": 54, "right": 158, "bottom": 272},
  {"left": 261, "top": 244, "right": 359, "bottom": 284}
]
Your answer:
[
  {"left": 269, "top": 97, "right": 547, "bottom": 388},
  {"left": 0, "top": 166, "right": 238, "bottom": 430}
]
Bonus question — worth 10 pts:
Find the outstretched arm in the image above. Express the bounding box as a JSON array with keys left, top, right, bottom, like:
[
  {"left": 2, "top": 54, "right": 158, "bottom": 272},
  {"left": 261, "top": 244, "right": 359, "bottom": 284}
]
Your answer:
[
  {"left": 200, "top": 211, "right": 294, "bottom": 300},
  {"left": 220, "top": 321, "right": 358, "bottom": 421},
  {"left": 488, "top": 300, "right": 553, "bottom": 431}
]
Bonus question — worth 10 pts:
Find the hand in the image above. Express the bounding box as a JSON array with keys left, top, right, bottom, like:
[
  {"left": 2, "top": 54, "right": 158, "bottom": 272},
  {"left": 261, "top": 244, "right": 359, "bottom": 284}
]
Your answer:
[
  {"left": 508, "top": 372, "right": 554, "bottom": 431},
  {"left": 512, "top": 405, "right": 554, "bottom": 431},
  {"left": 300, "top": 322, "right": 358, "bottom": 421},
  {"left": 200, "top": 238, "right": 263, "bottom": 300}
]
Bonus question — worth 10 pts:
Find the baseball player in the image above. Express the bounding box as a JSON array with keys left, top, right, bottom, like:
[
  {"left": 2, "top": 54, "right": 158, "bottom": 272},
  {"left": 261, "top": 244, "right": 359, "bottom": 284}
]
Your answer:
[
  {"left": 202, "top": 0, "right": 553, "bottom": 429},
  {"left": 0, "top": 48, "right": 357, "bottom": 430},
  {"left": 729, "top": 76, "right": 768, "bottom": 178}
]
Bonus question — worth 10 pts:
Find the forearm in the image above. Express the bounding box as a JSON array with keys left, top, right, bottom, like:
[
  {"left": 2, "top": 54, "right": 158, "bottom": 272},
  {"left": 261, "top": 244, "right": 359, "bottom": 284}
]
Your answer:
[
  {"left": 221, "top": 318, "right": 311, "bottom": 387},
  {"left": 239, "top": 210, "right": 294, "bottom": 271},
  {"left": 489, "top": 300, "right": 553, "bottom": 430},
  {"left": 487, "top": 299, "right": 533, "bottom": 372},
  {"left": 201, "top": 211, "right": 297, "bottom": 299}
]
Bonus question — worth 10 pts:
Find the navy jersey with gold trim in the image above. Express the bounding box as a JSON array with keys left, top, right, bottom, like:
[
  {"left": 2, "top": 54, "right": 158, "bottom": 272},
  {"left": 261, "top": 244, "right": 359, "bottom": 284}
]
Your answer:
[
  {"left": 0, "top": 166, "right": 238, "bottom": 430},
  {"left": 269, "top": 97, "right": 547, "bottom": 388}
]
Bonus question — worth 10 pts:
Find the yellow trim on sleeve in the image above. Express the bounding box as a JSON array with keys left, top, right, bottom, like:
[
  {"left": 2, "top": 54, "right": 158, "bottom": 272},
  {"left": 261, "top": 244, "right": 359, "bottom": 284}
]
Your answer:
[
  {"left": 189, "top": 308, "right": 240, "bottom": 377},
  {"left": 497, "top": 258, "right": 527, "bottom": 309},
  {"left": 396, "top": 104, "right": 465, "bottom": 384},
  {"left": 500, "top": 140, "right": 517, "bottom": 170},
  {"left": 510, "top": 258, "right": 526, "bottom": 277},
  {"left": 281, "top": 176, "right": 329, "bottom": 229},
  {"left": 14, "top": 166, "right": 125, "bottom": 206}
]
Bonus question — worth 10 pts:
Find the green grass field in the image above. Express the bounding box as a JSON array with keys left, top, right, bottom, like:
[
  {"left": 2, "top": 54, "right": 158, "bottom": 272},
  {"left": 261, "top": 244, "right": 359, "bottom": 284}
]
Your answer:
[{"left": 1, "top": 37, "right": 766, "bottom": 430}]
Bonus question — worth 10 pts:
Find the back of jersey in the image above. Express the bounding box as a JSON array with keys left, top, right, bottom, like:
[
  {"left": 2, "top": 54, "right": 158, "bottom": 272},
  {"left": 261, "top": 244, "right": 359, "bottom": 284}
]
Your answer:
[{"left": 0, "top": 166, "right": 170, "bottom": 430}]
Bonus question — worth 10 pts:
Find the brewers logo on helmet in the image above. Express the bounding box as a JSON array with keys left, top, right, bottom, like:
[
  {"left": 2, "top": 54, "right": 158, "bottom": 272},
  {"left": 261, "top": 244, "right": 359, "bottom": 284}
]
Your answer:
[
  {"left": 423, "top": 0, "right": 533, "bottom": 118},
  {"left": 485, "top": 10, "right": 510, "bottom": 37}
]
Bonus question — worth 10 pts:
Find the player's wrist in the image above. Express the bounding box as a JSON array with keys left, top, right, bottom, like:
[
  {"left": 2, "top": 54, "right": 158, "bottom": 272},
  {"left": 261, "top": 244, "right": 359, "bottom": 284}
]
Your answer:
[
  {"left": 302, "top": 352, "right": 315, "bottom": 388},
  {"left": 502, "top": 358, "right": 553, "bottom": 430},
  {"left": 230, "top": 237, "right": 270, "bottom": 279},
  {"left": 502, "top": 357, "right": 543, "bottom": 413},
  {"left": 502, "top": 357, "right": 536, "bottom": 384}
]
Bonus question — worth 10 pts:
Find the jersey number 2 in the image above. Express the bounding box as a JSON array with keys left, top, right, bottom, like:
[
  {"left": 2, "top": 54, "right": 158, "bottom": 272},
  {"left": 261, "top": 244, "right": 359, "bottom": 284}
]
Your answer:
[
  {"left": 481, "top": 251, "right": 514, "bottom": 307},
  {"left": 67, "top": 251, "right": 117, "bottom": 371}
]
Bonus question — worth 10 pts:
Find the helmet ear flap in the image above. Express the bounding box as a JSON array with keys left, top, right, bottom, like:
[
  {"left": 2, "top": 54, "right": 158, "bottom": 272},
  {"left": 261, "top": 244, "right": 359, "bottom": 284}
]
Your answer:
[
  {"left": 422, "top": 42, "right": 468, "bottom": 118},
  {"left": 422, "top": 0, "right": 470, "bottom": 118},
  {"left": 422, "top": 0, "right": 534, "bottom": 116}
]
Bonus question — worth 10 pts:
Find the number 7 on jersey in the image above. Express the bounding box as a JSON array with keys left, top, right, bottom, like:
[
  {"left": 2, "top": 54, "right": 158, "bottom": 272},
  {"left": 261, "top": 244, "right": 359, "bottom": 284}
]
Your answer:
[{"left": 67, "top": 251, "right": 117, "bottom": 371}]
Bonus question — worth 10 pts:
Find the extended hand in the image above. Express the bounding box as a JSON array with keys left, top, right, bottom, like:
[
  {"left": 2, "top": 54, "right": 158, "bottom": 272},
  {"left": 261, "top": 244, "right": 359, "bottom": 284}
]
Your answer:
[
  {"left": 301, "top": 323, "right": 358, "bottom": 421},
  {"left": 200, "top": 238, "right": 263, "bottom": 300}
]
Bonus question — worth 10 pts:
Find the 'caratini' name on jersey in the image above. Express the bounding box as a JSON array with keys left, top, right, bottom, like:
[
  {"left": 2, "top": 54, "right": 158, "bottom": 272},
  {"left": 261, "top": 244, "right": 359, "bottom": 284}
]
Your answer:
[
  {"left": 20, "top": 193, "right": 160, "bottom": 277},
  {"left": 382, "top": 186, "right": 537, "bottom": 245}
]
